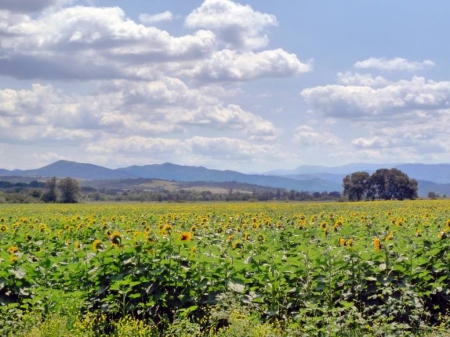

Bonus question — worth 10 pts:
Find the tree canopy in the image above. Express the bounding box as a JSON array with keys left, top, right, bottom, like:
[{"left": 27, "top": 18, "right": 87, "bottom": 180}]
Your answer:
[
  {"left": 58, "top": 177, "right": 81, "bottom": 203},
  {"left": 343, "top": 168, "right": 417, "bottom": 201}
]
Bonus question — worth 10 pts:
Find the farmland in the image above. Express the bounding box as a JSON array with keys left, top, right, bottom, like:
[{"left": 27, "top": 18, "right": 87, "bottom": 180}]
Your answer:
[{"left": 1, "top": 201, "right": 450, "bottom": 336}]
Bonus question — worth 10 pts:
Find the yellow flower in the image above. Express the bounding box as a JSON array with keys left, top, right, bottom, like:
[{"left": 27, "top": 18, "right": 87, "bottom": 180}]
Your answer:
[
  {"left": 346, "top": 238, "right": 354, "bottom": 247},
  {"left": 190, "top": 246, "right": 196, "bottom": 254},
  {"left": 374, "top": 237, "right": 381, "bottom": 251},
  {"left": 339, "top": 238, "right": 346, "bottom": 247},
  {"left": 320, "top": 222, "right": 327, "bottom": 230},
  {"left": 7, "top": 246, "right": 18, "bottom": 254},
  {"left": 180, "top": 232, "right": 192, "bottom": 242},
  {"left": 93, "top": 240, "right": 103, "bottom": 252},
  {"left": 9, "top": 256, "right": 18, "bottom": 263},
  {"left": 0, "top": 225, "right": 7, "bottom": 232},
  {"left": 385, "top": 231, "right": 394, "bottom": 242},
  {"left": 446, "top": 219, "right": 450, "bottom": 229},
  {"left": 109, "top": 231, "right": 122, "bottom": 246}
]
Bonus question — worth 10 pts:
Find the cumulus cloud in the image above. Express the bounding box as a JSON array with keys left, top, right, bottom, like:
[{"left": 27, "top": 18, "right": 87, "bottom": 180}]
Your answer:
[
  {"left": 293, "top": 125, "right": 340, "bottom": 147},
  {"left": 184, "top": 49, "right": 312, "bottom": 82},
  {"left": 354, "top": 57, "right": 435, "bottom": 71},
  {"left": 185, "top": 0, "right": 277, "bottom": 50},
  {"left": 86, "top": 135, "right": 282, "bottom": 162},
  {"left": 336, "top": 72, "right": 390, "bottom": 87},
  {"left": 139, "top": 11, "right": 173, "bottom": 24},
  {"left": 0, "top": 0, "right": 63, "bottom": 13},
  {"left": 301, "top": 76, "right": 450, "bottom": 119},
  {"left": 0, "top": 6, "right": 217, "bottom": 80}
]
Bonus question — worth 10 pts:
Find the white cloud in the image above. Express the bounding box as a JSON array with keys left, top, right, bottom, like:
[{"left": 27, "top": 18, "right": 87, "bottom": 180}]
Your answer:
[
  {"left": 139, "top": 11, "right": 173, "bottom": 24},
  {"left": 0, "top": 6, "right": 217, "bottom": 80},
  {"left": 301, "top": 76, "right": 450, "bottom": 119},
  {"left": 0, "top": 0, "right": 64, "bottom": 13},
  {"left": 336, "top": 72, "right": 390, "bottom": 87},
  {"left": 185, "top": 0, "right": 277, "bottom": 50},
  {"left": 354, "top": 57, "right": 435, "bottom": 71},
  {"left": 293, "top": 125, "right": 340, "bottom": 147},
  {"left": 184, "top": 49, "right": 312, "bottom": 82},
  {"left": 352, "top": 136, "right": 391, "bottom": 149},
  {"left": 86, "top": 135, "right": 284, "bottom": 163}
]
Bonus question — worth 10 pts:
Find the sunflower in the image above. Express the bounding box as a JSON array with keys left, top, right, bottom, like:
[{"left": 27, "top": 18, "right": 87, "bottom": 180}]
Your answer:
[
  {"left": 190, "top": 246, "right": 196, "bottom": 254},
  {"left": 385, "top": 231, "right": 394, "bottom": 242},
  {"left": 243, "top": 233, "right": 250, "bottom": 241},
  {"left": 93, "top": 240, "right": 103, "bottom": 252},
  {"left": 8, "top": 246, "right": 18, "bottom": 254},
  {"left": 161, "top": 224, "right": 173, "bottom": 235},
  {"left": 10, "top": 256, "right": 18, "bottom": 263},
  {"left": 0, "top": 225, "right": 7, "bottom": 232},
  {"left": 109, "top": 232, "right": 122, "bottom": 247},
  {"left": 257, "top": 234, "right": 265, "bottom": 243},
  {"left": 180, "top": 232, "right": 192, "bottom": 242},
  {"left": 320, "top": 222, "right": 328, "bottom": 230},
  {"left": 446, "top": 219, "right": 450, "bottom": 229},
  {"left": 339, "top": 238, "right": 346, "bottom": 247},
  {"left": 373, "top": 237, "right": 381, "bottom": 251},
  {"left": 346, "top": 238, "right": 354, "bottom": 247}
]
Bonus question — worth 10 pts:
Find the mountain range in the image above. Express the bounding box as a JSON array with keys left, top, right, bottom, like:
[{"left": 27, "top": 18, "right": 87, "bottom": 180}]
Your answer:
[{"left": 1, "top": 160, "right": 450, "bottom": 197}]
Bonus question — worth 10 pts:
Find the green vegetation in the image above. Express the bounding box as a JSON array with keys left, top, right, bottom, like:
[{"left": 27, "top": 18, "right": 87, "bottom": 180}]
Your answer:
[
  {"left": 1, "top": 201, "right": 450, "bottom": 336},
  {"left": 343, "top": 168, "right": 418, "bottom": 201}
]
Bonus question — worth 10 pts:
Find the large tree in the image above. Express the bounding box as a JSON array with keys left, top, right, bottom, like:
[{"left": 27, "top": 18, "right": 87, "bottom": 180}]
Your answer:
[
  {"left": 58, "top": 177, "right": 81, "bottom": 203},
  {"left": 343, "top": 171, "right": 371, "bottom": 201},
  {"left": 343, "top": 168, "right": 417, "bottom": 201},
  {"left": 41, "top": 177, "right": 58, "bottom": 203}
]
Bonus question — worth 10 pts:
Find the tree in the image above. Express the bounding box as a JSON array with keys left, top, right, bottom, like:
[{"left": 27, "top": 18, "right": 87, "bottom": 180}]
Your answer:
[
  {"left": 343, "top": 168, "right": 417, "bottom": 201},
  {"left": 369, "top": 168, "right": 417, "bottom": 200},
  {"left": 41, "top": 177, "right": 58, "bottom": 203},
  {"left": 343, "top": 171, "right": 371, "bottom": 201},
  {"left": 58, "top": 177, "right": 81, "bottom": 203}
]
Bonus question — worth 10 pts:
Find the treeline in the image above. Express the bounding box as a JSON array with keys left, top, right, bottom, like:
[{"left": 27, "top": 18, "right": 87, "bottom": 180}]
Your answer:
[
  {"left": 0, "top": 178, "right": 342, "bottom": 203},
  {"left": 0, "top": 177, "right": 81, "bottom": 203},
  {"left": 84, "top": 189, "right": 342, "bottom": 202}
]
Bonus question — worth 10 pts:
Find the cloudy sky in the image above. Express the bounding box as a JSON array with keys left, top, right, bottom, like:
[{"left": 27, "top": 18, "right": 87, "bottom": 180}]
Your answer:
[{"left": 1, "top": 0, "right": 449, "bottom": 172}]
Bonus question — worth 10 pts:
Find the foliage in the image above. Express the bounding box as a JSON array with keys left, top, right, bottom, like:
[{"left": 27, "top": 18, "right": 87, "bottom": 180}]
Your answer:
[
  {"left": 344, "top": 168, "right": 418, "bottom": 201},
  {"left": 41, "top": 177, "right": 58, "bottom": 203},
  {"left": 58, "top": 177, "right": 82, "bottom": 203},
  {"left": 1, "top": 201, "right": 450, "bottom": 336}
]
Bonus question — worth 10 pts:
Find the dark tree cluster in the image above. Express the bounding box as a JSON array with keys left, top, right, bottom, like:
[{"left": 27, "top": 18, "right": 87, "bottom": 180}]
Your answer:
[
  {"left": 343, "top": 168, "right": 418, "bottom": 201},
  {"left": 42, "top": 177, "right": 81, "bottom": 203}
]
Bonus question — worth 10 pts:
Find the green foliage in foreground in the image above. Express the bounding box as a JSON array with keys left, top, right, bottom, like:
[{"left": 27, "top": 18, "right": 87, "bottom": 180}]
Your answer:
[{"left": 1, "top": 201, "right": 450, "bottom": 336}]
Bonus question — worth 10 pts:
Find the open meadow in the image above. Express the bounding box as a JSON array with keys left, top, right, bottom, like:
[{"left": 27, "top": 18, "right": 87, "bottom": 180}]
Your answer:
[{"left": 1, "top": 200, "right": 450, "bottom": 336}]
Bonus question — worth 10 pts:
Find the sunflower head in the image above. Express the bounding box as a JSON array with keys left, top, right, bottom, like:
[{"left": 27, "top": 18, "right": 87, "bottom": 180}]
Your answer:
[
  {"left": 0, "top": 225, "right": 7, "bottom": 232},
  {"left": 374, "top": 237, "right": 382, "bottom": 251},
  {"left": 346, "top": 238, "right": 354, "bottom": 247},
  {"left": 180, "top": 232, "right": 192, "bottom": 242},
  {"left": 339, "top": 238, "right": 346, "bottom": 247},
  {"left": 93, "top": 240, "right": 103, "bottom": 252},
  {"left": 109, "top": 232, "right": 122, "bottom": 247},
  {"left": 7, "top": 246, "right": 18, "bottom": 254},
  {"left": 446, "top": 219, "right": 450, "bottom": 229}
]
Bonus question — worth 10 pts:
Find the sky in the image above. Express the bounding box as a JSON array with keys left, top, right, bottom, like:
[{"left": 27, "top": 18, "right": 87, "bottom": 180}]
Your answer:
[{"left": 1, "top": 0, "right": 450, "bottom": 172}]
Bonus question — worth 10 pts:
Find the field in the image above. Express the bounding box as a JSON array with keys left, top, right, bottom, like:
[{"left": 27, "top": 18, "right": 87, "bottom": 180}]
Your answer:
[{"left": 1, "top": 201, "right": 450, "bottom": 336}]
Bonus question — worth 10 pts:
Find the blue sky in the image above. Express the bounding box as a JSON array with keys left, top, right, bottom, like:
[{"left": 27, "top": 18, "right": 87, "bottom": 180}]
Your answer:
[{"left": 1, "top": 0, "right": 449, "bottom": 172}]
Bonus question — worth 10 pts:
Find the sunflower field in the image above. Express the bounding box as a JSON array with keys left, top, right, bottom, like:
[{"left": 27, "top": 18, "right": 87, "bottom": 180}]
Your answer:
[{"left": 1, "top": 200, "right": 450, "bottom": 336}]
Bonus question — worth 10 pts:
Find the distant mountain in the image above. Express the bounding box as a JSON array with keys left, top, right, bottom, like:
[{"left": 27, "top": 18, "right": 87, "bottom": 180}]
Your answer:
[
  {"left": 417, "top": 180, "right": 450, "bottom": 197},
  {"left": 117, "top": 163, "right": 342, "bottom": 192},
  {"left": 0, "top": 160, "right": 135, "bottom": 180},
  {"left": 396, "top": 164, "right": 450, "bottom": 184},
  {"left": 3, "top": 160, "right": 450, "bottom": 195},
  {"left": 265, "top": 163, "right": 396, "bottom": 176},
  {"left": 0, "top": 161, "right": 341, "bottom": 192}
]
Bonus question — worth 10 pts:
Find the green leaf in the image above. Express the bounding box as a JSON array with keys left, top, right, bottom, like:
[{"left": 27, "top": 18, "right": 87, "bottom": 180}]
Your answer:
[
  {"left": 9, "top": 268, "right": 26, "bottom": 279},
  {"left": 227, "top": 279, "right": 245, "bottom": 293}
]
